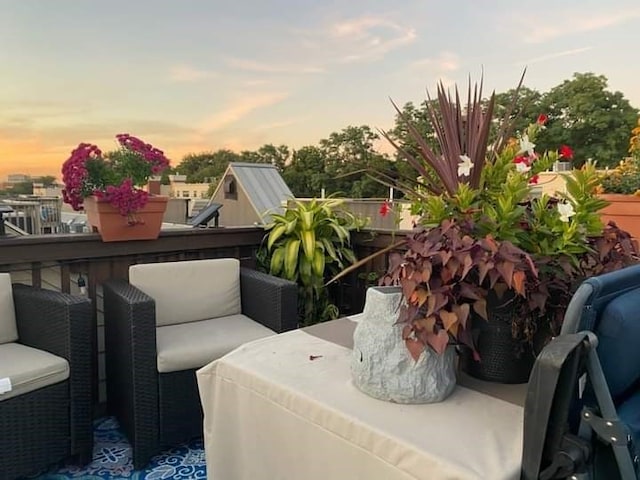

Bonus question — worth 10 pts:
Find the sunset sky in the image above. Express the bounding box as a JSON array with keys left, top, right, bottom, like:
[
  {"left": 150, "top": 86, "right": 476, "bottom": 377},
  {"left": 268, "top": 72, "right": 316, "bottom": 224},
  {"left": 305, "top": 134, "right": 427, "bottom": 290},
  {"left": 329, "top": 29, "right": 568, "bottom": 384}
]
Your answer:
[{"left": 1, "top": 0, "right": 639, "bottom": 180}]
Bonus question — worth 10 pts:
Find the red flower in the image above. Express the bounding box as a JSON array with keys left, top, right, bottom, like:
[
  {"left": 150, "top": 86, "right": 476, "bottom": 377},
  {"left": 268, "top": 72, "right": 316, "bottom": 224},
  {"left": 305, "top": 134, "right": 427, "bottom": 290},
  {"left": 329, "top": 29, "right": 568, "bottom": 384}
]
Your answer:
[
  {"left": 379, "top": 200, "right": 391, "bottom": 217},
  {"left": 537, "top": 114, "right": 548, "bottom": 125},
  {"left": 513, "top": 155, "right": 530, "bottom": 166},
  {"left": 559, "top": 145, "right": 574, "bottom": 159},
  {"left": 529, "top": 175, "right": 539, "bottom": 185}
]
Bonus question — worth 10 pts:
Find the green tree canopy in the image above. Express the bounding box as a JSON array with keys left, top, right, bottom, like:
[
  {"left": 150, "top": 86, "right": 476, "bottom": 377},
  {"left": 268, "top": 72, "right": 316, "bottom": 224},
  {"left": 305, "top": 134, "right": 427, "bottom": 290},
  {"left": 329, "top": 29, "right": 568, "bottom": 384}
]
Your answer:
[{"left": 537, "top": 72, "right": 638, "bottom": 167}]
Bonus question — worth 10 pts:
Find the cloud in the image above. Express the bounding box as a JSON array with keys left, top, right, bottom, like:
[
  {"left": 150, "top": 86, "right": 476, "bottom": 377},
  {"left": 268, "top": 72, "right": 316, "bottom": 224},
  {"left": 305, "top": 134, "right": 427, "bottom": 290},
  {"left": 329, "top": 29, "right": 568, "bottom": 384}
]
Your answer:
[
  {"left": 199, "top": 92, "right": 288, "bottom": 132},
  {"left": 227, "top": 58, "right": 324, "bottom": 74},
  {"left": 410, "top": 51, "right": 460, "bottom": 72},
  {"left": 515, "top": 46, "right": 593, "bottom": 66},
  {"left": 509, "top": 8, "right": 640, "bottom": 43},
  {"left": 168, "top": 65, "right": 218, "bottom": 83},
  {"left": 328, "top": 16, "right": 417, "bottom": 63}
]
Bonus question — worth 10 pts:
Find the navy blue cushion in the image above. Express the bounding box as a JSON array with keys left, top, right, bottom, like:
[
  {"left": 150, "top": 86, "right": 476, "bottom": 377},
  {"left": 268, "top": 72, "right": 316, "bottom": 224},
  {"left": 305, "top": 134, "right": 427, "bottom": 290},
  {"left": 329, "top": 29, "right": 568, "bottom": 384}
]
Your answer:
[
  {"left": 617, "top": 388, "right": 640, "bottom": 458},
  {"left": 597, "top": 287, "right": 640, "bottom": 398}
]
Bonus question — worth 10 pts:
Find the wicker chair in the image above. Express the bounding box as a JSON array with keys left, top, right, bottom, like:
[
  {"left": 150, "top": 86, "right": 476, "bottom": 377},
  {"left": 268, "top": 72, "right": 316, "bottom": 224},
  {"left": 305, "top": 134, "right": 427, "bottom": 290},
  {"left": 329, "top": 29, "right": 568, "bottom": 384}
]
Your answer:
[
  {"left": 103, "top": 258, "right": 298, "bottom": 469},
  {"left": 0, "top": 275, "right": 93, "bottom": 480}
]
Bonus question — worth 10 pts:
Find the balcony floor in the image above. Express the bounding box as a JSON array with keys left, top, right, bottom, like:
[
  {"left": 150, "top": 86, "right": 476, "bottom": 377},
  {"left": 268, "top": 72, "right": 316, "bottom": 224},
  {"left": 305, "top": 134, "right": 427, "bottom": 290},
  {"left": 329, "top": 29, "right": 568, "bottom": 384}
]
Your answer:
[{"left": 30, "top": 417, "right": 206, "bottom": 479}]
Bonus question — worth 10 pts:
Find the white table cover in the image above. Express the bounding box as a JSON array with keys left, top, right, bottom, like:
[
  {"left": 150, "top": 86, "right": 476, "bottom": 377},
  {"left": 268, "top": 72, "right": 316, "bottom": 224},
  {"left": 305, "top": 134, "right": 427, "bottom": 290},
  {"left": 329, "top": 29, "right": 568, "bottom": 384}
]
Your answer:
[{"left": 197, "top": 326, "right": 524, "bottom": 480}]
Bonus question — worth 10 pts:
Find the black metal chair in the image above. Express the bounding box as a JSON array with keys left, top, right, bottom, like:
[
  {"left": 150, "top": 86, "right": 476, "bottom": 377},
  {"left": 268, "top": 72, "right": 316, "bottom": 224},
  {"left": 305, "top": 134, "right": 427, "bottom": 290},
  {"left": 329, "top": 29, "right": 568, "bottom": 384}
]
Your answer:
[
  {"left": 0, "top": 277, "right": 93, "bottom": 480},
  {"left": 103, "top": 258, "right": 298, "bottom": 469},
  {"left": 521, "top": 264, "right": 640, "bottom": 479}
]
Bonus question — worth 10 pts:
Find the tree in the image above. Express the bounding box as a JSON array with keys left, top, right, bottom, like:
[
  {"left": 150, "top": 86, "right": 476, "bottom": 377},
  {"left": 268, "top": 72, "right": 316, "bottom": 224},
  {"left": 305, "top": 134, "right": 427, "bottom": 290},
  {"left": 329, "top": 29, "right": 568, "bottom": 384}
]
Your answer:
[
  {"left": 255, "top": 144, "right": 290, "bottom": 171},
  {"left": 492, "top": 86, "right": 543, "bottom": 138},
  {"left": 387, "top": 100, "right": 439, "bottom": 158},
  {"left": 34, "top": 175, "right": 57, "bottom": 187},
  {"left": 175, "top": 150, "right": 242, "bottom": 184},
  {"left": 281, "top": 146, "right": 328, "bottom": 198},
  {"left": 319, "top": 125, "right": 392, "bottom": 198},
  {"left": 10, "top": 182, "right": 33, "bottom": 195},
  {"left": 538, "top": 73, "right": 639, "bottom": 167}
]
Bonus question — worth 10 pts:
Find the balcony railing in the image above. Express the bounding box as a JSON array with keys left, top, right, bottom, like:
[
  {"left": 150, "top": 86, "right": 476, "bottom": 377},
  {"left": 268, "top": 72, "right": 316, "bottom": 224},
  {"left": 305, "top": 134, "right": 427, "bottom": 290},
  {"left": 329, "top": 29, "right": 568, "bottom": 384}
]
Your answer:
[{"left": 0, "top": 226, "right": 401, "bottom": 411}]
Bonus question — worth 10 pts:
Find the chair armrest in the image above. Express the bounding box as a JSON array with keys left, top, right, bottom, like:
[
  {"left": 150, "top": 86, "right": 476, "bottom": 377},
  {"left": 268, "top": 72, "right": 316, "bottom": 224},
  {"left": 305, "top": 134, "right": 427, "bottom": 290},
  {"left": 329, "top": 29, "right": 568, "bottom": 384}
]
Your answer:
[
  {"left": 12, "top": 283, "right": 93, "bottom": 458},
  {"left": 240, "top": 268, "right": 298, "bottom": 333},
  {"left": 102, "top": 279, "right": 159, "bottom": 450},
  {"left": 521, "top": 333, "right": 591, "bottom": 480}
]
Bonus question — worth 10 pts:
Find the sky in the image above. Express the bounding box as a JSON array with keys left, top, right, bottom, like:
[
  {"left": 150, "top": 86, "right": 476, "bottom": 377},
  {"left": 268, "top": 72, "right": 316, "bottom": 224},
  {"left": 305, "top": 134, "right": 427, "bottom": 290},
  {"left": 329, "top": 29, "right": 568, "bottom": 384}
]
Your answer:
[{"left": 1, "top": 0, "right": 640, "bottom": 180}]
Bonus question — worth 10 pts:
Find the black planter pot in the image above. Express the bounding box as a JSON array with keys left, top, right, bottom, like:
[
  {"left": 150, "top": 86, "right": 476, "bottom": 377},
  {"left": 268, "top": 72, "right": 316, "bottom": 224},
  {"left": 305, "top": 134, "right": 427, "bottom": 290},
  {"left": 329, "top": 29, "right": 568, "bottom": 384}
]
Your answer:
[{"left": 461, "top": 290, "right": 537, "bottom": 384}]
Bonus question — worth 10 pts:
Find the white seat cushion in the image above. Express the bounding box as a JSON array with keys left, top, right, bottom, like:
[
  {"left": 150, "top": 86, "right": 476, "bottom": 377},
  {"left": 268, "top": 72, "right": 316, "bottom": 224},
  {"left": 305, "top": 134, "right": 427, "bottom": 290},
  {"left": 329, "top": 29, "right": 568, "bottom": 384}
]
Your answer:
[
  {"left": 156, "top": 314, "right": 275, "bottom": 373},
  {"left": 0, "top": 273, "right": 18, "bottom": 344},
  {"left": 0, "top": 343, "right": 69, "bottom": 401},
  {"left": 130, "top": 258, "right": 242, "bottom": 327}
]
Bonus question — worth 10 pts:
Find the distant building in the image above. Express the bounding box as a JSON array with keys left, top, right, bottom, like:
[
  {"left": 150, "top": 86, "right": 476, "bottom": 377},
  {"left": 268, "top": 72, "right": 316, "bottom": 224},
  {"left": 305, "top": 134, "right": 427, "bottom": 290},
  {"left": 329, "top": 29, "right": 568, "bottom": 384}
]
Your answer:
[
  {"left": 209, "top": 162, "right": 293, "bottom": 227},
  {"left": 33, "top": 183, "right": 63, "bottom": 197},
  {"left": 167, "top": 174, "right": 211, "bottom": 200},
  {"left": 7, "top": 173, "right": 31, "bottom": 184}
]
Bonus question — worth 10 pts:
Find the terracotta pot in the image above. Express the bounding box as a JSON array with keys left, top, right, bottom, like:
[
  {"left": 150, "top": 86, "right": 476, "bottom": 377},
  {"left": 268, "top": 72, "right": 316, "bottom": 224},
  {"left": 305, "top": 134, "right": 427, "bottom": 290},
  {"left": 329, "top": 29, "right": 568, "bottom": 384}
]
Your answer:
[
  {"left": 598, "top": 194, "right": 640, "bottom": 239},
  {"left": 83, "top": 195, "right": 169, "bottom": 242}
]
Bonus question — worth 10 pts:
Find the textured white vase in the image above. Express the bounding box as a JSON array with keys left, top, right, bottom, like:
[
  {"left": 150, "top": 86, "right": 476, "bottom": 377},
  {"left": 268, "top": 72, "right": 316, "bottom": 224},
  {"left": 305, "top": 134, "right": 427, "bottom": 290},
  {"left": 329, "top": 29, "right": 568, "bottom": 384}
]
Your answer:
[{"left": 351, "top": 286, "right": 457, "bottom": 404}]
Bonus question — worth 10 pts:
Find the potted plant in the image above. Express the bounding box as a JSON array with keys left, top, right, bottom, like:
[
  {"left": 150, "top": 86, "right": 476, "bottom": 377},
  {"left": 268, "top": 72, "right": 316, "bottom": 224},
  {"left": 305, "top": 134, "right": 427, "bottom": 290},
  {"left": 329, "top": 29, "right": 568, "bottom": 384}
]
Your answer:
[
  {"left": 260, "top": 197, "right": 366, "bottom": 326},
  {"left": 62, "top": 134, "right": 171, "bottom": 242},
  {"left": 596, "top": 118, "right": 640, "bottom": 239},
  {"left": 336, "top": 75, "right": 639, "bottom": 389}
]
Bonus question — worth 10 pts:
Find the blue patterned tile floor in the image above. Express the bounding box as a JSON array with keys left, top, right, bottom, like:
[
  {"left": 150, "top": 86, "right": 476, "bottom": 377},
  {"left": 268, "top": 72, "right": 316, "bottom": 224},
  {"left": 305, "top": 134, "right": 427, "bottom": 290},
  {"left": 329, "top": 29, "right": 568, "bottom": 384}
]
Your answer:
[{"left": 30, "top": 417, "right": 206, "bottom": 479}]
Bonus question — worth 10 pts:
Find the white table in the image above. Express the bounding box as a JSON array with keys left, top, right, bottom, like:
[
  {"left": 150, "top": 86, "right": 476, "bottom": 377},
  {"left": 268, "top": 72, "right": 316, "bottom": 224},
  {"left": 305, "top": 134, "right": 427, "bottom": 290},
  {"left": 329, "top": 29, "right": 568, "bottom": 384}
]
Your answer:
[{"left": 197, "top": 318, "right": 526, "bottom": 480}]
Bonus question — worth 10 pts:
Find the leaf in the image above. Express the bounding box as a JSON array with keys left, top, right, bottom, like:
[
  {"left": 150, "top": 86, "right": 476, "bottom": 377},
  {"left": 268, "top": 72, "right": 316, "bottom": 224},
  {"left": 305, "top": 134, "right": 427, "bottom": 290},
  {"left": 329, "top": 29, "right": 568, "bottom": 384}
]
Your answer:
[
  {"left": 493, "top": 282, "right": 508, "bottom": 299},
  {"left": 269, "top": 246, "right": 285, "bottom": 275},
  {"left": 402, "top": 278, "right": 418, "bottom": 302},
  {"left": 421, "top": 263, "right": 432, "bottom": 283},
  {"left": 512, "top": 270, "right": 526, "bottom": 296},
  {"left": 451, "top": 303, "right": 470, "bottom": 330},
  {"left": 415, "top": 316, "right": 436, "bottom": 332},
  {"left": 426, "top": 330, "right": 450, "bottom": 355},
  {"left": 411, "top": 288, "right": 429, "bottom": 307},
  {"left": 284, "top": 239, "right": 300, "bottom": 280},
  {"left": 405, "top": 337, "right": 425, "bottom": 362},
  {"left": 426, "top": 293, "right": 436, "bottom": 316},
  {"left": 267, "top": 224, "right": 287, "bottom": 251},
  {"left": 473, "top": 298, "right": 488, "bottom": 321},
  {"left": 300, "top": 210, "right": 314, "bottom": 230},
  {"left": 478, "top": 260, "right": 493, "bottom": 285},
  {"left": 496, "top": 261, "right": 515, "bottom": 288},
  {"left": 312, "top": 248, "right": 325, "bottom": 277},
  {"left": 440, "top": 310, "right": 459, "bottom": 334},
  {"left": 460, "top": 253, "right": 474, "bottom": 280},
  {"left": 301, "top": 229, "right": 316, "bottom": 261}
]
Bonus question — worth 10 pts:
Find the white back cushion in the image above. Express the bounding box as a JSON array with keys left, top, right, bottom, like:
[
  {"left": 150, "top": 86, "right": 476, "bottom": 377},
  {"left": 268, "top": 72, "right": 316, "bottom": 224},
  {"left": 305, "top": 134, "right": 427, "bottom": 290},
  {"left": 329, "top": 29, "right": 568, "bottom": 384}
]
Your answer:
[
  {"left": 129, "top": 259, "right": 241, "bottom": 327},
  {"left": 0, "top": 274, "right": 18, "bottom": 344}
]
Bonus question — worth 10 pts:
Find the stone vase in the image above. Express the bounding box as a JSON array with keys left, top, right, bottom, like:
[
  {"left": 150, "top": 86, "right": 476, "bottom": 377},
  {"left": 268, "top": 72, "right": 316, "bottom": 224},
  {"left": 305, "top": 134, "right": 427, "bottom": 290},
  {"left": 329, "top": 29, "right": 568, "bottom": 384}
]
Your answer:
[{"left": 351, "top": 286, "right": 457, "bottom": 404}]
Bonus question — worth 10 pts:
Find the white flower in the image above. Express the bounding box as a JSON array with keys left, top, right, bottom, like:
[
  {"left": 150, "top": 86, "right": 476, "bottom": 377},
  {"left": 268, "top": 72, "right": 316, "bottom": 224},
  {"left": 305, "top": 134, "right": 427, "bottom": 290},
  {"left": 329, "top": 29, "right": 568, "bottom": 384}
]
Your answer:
[
  {"left": 557, "top": 202, "right": 575, "bottom": 223},
  {"left": 457, "top": 154, "right": 473, "bottom": 177},
  {"left": 515, "top": 161, "right": 531, "bottom": 173},
  {"left": 518, "top": 134, "right": 536, "bottom": 156}
]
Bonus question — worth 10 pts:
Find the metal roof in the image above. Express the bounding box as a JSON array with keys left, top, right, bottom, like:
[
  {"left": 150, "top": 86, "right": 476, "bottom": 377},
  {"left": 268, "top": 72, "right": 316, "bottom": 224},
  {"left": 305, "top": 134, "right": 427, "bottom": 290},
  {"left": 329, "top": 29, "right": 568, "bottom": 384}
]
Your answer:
[{"left": 229, "top": 163, "right": 293, "bottom": 223}]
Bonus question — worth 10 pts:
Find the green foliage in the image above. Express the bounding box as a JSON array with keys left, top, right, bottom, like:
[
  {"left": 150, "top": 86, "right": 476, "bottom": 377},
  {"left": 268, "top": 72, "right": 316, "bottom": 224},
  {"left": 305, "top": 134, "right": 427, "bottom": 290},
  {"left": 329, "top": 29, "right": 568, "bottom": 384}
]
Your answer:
[
  {"left": 261, "top": 198, "right": 366, "bottom": 326},
  {"left": 537, "top": 73, "right": 639, "bottom": 167},
  {"left": 598, "top": 157, "right": 640, "bottom": 195}
]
